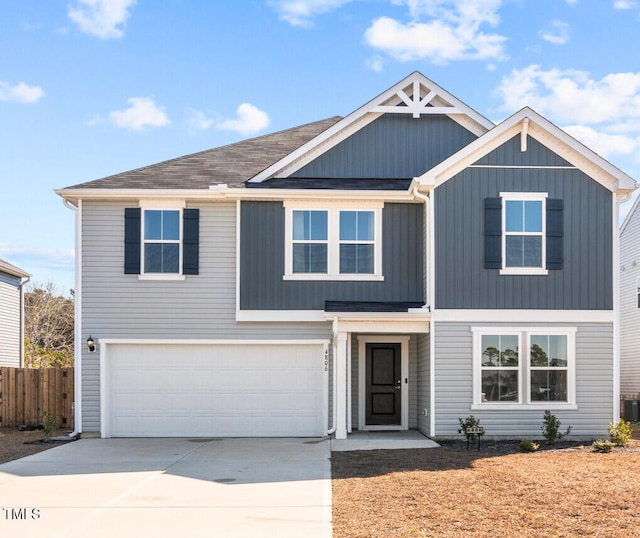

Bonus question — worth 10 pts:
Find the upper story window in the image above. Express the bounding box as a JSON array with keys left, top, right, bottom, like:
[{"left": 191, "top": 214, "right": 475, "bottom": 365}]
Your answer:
[
  {"left": 485, "top": 193, "right": 563, "bottom": 275},
  {"left": 284, "top": 202, "right": 383, "bottom": 281},
  {"left": 143, "top": 209, "right": 181, "bottom": 274},
  {"left": 124, "top": 202, "right": 199, "bottom": 279},
  {"left": 472, "top": 327, "right": 576, "bottom": 409}
]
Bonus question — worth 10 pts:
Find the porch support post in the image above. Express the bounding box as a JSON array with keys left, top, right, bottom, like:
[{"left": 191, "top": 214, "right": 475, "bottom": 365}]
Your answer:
[{"left": 335, "top": 331, "right": 348, "bottom": 440}]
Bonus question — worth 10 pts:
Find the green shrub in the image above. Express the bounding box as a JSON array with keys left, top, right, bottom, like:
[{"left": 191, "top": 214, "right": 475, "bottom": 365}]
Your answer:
[
  {"left": 519, "top": 439, "right": 540, "bottom": 452},
  {"left": 608, "top": 419, "right": 632, "bottom": 447},
  {"left": 42, "top": 411, "right": 55, "bottom": 441},
  {"left": 541, "top": 410, "right": 572, "bottom": 444},
  {"left": 592, "top": 439, "right": 615, "bottom": 453},
  {"left": 457, "top": 415, "right": 484, "bottom": 440}
]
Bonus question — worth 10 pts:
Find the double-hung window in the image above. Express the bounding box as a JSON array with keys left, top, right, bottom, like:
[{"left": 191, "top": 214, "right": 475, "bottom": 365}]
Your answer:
[
  {"left": 143, "top": 209, "right": 181, "bottom": 274},
  {"left": 502, "top": 193, "right": 546, "bottom": 274},
  {"left": 485, "top": 192, "right": 563, "bottom": 274},
  {"left": 285, "top": 202, "right": 383, "bottom": 280},
  {"left": 472, "top": 327, "right": 576, "bottom": 409}
]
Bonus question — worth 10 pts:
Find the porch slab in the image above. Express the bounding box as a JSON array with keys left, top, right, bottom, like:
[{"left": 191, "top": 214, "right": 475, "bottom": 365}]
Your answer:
[{"left": 330, "top": 430, "right": 439, "bottom": 451}]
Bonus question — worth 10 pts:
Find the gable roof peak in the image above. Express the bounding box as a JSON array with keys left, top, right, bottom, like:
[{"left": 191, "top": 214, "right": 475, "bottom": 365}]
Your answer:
[{"left": 248, "top": 71, "right": 494, "bottom": 183}]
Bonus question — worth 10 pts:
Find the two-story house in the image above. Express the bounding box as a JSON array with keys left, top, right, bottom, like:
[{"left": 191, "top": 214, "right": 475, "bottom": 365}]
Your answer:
[{"left": 57, "top": 72, "right": 636, "bottom": 439}]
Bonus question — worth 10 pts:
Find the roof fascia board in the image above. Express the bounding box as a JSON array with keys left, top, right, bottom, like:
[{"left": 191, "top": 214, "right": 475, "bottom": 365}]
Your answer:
[
  {"left": 248, "top": 71, "right": 494, "bottom": 184},
  {"left": 417, "top": 107, "right": 637, "bottom": 194},
  {"left": 0, "top": 260, "right": 30, "bottom": 278},
  {"left": 55, "top": 187, "right": 417, "bottom": 203}
]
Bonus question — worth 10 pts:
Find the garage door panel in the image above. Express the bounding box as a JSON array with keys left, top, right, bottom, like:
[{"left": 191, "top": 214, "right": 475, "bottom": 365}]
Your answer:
[{"left": 107, "top": 343, "right": 326, "bottom": 437}]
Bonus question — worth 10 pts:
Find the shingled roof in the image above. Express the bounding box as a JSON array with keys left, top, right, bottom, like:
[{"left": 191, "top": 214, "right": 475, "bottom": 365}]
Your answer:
[{"left": 64, "top": 117, "right": 342, "bottom": 190}]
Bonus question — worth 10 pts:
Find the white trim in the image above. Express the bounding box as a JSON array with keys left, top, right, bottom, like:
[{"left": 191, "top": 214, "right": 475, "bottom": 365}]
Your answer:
[
  {"left": 283, "top": 202, "right": 384, "bottom": 280},
  {"left": 613, "top": 194, "right": 621, "bottom": 422},
  {"left": 100, "top": 338, "right": 330, "bottom": 439},
  {"left": 236, "top": 200, "right": 241, "bottom": 317},
  {"left": 236, "top": 310, "right": 327, "bottom": 322},
  {"left": 357, "top": 335, "right": 410, "bottom": 431},
  {"left": 335, "top": 331, "right": 348, "bottom": 439},
  {"left": 501, "top": 193, "right": 547, "bottom": 273},
  {"left": 140, "top": 207, "right": 183, "bottom": 277},
  {"left": 470, "top": 326, "right": 577, "bottom": 409},
  {"left": 249, "top": 72, "right": 493, "bottom": 184},
  {"left": 75, "top": 200, "right": 83, "bottom": 434},
  {"left": 434, "top": 309, "right": 614, "bottom": 323},
  {"left": 416, "top": 108, "right": 637, "bottom": 194}
]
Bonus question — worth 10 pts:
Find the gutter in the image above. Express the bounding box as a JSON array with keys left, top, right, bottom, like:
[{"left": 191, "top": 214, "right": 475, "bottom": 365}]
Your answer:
[
  {"left": 326, "top": 316, "right": 339, "bottom": 435},
  {"left": 62, "top": 197, "right": 82, "bottom": 438}
]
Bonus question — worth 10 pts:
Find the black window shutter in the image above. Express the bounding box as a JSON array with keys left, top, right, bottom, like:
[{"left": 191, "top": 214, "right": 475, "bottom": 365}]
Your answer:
[
  {"left": 124, "top": 208, "right": 141, "bottom": 274},
  {"left": 546, "top": 199, "right": 563, "bottom": 270},
  {"left": 183, "top": 208, "right": 199, "bottom": 275},
  {"left": 484, "top": 197, "right": 502, "bottom": 269}
]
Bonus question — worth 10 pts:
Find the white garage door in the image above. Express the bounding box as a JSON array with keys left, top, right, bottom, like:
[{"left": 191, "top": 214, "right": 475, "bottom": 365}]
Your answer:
[{"left": 104, "top": 341, "right": 327, "bottom": 438}]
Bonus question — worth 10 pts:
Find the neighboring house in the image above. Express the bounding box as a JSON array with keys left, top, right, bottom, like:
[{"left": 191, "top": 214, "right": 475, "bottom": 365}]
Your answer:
[
  {"left": 56, "top": 72, "right": 636, "bottom": 439},
  {"left": 0, "top": 259, "right": 30, "bottom": 367},
  {"left": 619, "top": 195, "right": 640, "bottom": 401}
]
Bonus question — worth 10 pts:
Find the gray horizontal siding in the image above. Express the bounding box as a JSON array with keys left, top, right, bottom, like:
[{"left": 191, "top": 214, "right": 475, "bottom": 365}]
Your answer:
[
  {"left": 0, "top": 273, "right": 21, "bottom": 367},
  {"left": 620, "top": 203, "right": 640, "bottom": 398},
  {"left": 435, "top": 166, "right": 612, "bottom": 309},
  {"left": 240, "top": 201, "right": 424, "bottom": 310},
  {"left": 416, "top": 332, "right": 430, "bottom": 435},
  {"left": 433, "top": 321, "right": 614, "bottom": 438},
  {"left": 81, "top": 200, "right": 332, "bottom": 433},
  {"left": 291, "top": 114, "right": 478, "bottom": 179}
]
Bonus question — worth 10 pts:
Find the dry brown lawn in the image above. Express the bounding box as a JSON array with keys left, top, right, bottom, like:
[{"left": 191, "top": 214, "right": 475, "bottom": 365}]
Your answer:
[{"left": 332, "top": 439, "right": 640, "bottom": 538}]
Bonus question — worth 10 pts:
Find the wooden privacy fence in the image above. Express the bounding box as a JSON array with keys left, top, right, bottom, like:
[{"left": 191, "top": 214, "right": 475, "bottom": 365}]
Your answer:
[{"left": 0, "top": 367, "right": 74, "bottom": 428}]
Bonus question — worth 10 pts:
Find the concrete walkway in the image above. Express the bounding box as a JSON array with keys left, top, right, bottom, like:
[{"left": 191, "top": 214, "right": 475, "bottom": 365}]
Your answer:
[{"left": 0, "top": 437, "right": 332, "bottom": 538}]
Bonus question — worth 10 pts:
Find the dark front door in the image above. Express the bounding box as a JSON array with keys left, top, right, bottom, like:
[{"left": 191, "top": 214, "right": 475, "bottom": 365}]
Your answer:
[{"left": 365, "top": 343, "right": 401, "bottom": 426}]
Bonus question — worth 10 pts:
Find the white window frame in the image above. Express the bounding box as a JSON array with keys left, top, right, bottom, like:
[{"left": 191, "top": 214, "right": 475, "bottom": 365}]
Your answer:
[
  {"left": 283, "top": 201, "right": 384, "bottom": 281},
  {"left": 471, "top": 326, "right": 577, "bottom": 410},
  {"left": 500, "top": 192, "right": 548, "bottom": 276},
  {"left": 139, "top": 200, "right": 185, "bottom": 281}
]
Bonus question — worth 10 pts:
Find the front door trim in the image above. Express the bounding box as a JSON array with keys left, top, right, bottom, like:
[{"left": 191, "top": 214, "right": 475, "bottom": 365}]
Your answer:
[{"left": 357, "top": 335, "right": 409, "bottom": 431}]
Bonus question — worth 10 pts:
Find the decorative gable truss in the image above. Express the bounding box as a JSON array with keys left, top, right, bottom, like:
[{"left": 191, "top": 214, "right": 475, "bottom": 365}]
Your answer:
[{"left": 248, "top": 72, "right": 495, "bottom": 184}]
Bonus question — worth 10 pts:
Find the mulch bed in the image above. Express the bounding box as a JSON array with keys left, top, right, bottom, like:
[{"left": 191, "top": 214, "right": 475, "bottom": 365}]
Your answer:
[
  {"left": 0, "top": 427, "right": 74, "bottom": 464},
  {"left": 332, "top": 439, "right": 640, "bottom": 537}
]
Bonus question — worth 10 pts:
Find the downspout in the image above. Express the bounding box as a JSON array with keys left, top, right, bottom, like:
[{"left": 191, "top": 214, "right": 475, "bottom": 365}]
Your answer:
[
  {"left": 18, "top": 274, "right": 31, "bottom": 368},
  {"left": 412, "top": 183, "right": 436, "bottom": 437},
  {"left": 327, "top": 315, "right": 339, "bottom": 435},
  {"left": 63, "top": 197, "right": 82, "bottom": 438}
]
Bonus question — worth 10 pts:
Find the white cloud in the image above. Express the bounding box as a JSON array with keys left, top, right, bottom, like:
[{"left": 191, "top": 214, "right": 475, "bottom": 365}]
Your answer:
[
  {"left": 68, "top": 0, "right": 136, "bottom": 39},
  {"left": 563, "top": 125, "right": 639, "bottom": 159},
  {"left": 218, "top": 103, "right": 270, "bottom": 136},
  {"left": 0, "top": 245, "right": 74, "bottom": 272},
  {"left": 614, "top": 0, "right": 636, "bottom": 9},
  {"left": 270, "top": 0, "right": 353, "bottom": 27},
  {"left": 495, "top": 66, "right": 640, "bottom": 124},
  {"left": 365, "top": 0, "right": 507, "bottom": 65},
  {"left": 108, "top": 97, "right": 170, "bottom": 130},
  {"left": 186, "top": 108, "right": 215, "bottom": 130},
  {"left": 366, "top": 55, "right": 385, "bottom": 72},
  {"left": 494, "top": 65, "right": 640, "bottom": 173},
  {"left": 540, "top": 19, "right": 569, "bottom": 45},
  {"left": 0, "top": 81, "right": 44, "bottom": 104}
]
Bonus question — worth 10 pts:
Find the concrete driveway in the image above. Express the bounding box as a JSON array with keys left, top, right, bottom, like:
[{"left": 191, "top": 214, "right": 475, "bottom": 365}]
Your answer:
[{"left": 0, "top": 437, "right": 332, "bottom": 538}]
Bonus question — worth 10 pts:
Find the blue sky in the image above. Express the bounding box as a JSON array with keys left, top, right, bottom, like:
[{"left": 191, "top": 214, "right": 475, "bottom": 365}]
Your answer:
[{"left": 2, "top": 0, "right": 640, "bottom": 294}]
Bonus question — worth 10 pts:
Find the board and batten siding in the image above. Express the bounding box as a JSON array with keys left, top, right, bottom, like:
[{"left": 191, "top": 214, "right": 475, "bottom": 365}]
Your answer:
[
  {"left": 291, "top": 114, "right": 478, "bottom": 179},
  {"left": 435, "top": 145, "right": 613, "bottom": 310},
  {"left": 433, "top": 322, "right": 614, "bottom": 437},
  {"left": 80, "top": 201, "right": 332, "bottom": 433},
  {"left": 620, "top": 202, "right": 640, "bottom": 398},
  {"left": 0, "top": 272, "right": 22, "bottom": 367},
  {"left": 240, "top": 201, "right": 424, "bottom": 310}
]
